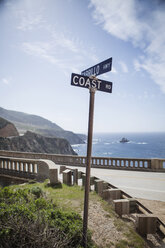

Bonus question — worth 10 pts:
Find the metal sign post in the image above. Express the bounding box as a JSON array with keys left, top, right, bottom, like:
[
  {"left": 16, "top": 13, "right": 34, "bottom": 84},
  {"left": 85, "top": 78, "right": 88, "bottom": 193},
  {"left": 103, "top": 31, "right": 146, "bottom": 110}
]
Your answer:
[
  {"left": 82, "top": 87, "right": 96, "bottom": 247},
  {"left": 70, "top": 58, "right": 113, "bottom": 248}
]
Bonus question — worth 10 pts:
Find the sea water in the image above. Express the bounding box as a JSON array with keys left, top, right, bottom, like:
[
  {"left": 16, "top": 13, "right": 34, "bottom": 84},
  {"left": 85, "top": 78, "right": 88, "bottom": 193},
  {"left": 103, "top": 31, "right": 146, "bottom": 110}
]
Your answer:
[{"left": 72, "top": 132, "right": 165, "bottom": 159}]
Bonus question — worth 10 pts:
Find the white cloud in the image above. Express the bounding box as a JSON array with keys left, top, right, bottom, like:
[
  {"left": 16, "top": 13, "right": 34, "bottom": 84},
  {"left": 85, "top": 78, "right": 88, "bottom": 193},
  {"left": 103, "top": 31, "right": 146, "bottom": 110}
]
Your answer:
[
  {"left": 6, "top": 0, "right": 46, "bottom": 31},
  {"left": 1, "top": 77, "right": 11, "bottom": 85},
  {"left": 90, "top": 0, "right": 145, "bottom": 46},
  {"left": 90, "top": 0, "right": 165, "bottom": 93},
  {"left": 17, "top": 12, "right": 45, "bottom": 31},
  {"left": 52, "top": 33, "right": 79, "bottom": 53},
  {"left": 119, "top": 61, "right": 128, "bottom": 73},
  {"left": 7, "top": 0, "right": 99, "bottom": 76},
  {"left": 22, "top": 42, "right": 59, "bottom": 64},
  {"left": 22, "top": 40, "right": 84, "bottom": 75},
  {"left": 138, "top": 58, "right": 165, "bottom": 93},
  {"left": 111, "top": 66, "right": 117, "bottom": 74},
  {"left": 22, "top": 26, "right": 99, "bottom": 75}
]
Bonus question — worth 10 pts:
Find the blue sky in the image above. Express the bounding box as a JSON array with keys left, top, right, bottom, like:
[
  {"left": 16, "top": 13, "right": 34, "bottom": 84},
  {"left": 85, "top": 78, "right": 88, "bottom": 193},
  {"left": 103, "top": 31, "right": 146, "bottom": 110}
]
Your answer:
[{"left": 0, "top": 0, "right": 165, "bottom": 133}]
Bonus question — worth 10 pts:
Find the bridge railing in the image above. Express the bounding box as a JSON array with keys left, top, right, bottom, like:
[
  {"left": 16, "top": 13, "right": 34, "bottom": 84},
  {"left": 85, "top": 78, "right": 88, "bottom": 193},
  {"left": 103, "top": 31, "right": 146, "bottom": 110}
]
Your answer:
[
  {"left": 0, "top": 156, "right": 58, "bottom": 182},
  {"left": 0, "top": 150, "right": 164, "bottom": 171}
]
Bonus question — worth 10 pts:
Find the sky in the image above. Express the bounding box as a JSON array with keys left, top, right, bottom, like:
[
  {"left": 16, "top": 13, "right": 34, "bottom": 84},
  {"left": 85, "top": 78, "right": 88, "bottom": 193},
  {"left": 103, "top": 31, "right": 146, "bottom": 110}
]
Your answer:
[{"left": 0, "top": 0, "right": 165, "bottom": 134}]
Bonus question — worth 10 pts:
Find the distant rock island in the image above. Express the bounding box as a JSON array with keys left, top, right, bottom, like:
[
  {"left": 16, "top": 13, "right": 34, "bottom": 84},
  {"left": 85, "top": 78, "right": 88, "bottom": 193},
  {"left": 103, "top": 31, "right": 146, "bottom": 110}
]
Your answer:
[
  {"left": 120, "top": 137, "right": 129, "bottom": 143},
  {"left": 0, "top": 107, "right": 85, "bottom": 145}
]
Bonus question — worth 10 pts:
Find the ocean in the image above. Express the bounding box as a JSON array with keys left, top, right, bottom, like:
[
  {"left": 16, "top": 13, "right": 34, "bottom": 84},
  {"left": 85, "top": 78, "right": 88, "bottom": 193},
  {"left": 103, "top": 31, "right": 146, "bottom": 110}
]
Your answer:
[{"left": 72, "top": 132, "right": 165, "bottom": 159}]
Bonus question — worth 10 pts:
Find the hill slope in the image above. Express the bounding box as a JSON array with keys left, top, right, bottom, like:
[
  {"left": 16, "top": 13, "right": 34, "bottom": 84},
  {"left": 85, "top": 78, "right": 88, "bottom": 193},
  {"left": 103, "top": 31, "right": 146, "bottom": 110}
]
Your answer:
[
  {"left": 0, "top": 107, "right": 84, "bottom": 144},
  {"left": 0, "top": 131, "right": 76, "bottom": 155},
  {"left": 0, "top": 117, "right": 19, "bottom": 137}
]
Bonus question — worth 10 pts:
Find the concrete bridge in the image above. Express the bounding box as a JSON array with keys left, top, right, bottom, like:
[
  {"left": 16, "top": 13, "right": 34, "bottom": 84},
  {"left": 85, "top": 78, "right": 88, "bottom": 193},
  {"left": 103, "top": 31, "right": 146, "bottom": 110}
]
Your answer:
[
  {"left": 0, "top": 150, "right": 165, "bottom": 172},
  {"left": 0, "top": 150, "right": 164, "bottom": 186},
  {"left": 0, "top": 150, "right": 165, "bottom": 240},
  {"left": 0, "top": 150, "right": 164, "bottom": 200}
]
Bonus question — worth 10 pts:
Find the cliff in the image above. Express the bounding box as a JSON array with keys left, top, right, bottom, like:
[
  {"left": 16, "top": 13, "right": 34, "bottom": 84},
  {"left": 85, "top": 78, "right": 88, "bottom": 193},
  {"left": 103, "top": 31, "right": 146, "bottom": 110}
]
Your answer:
[
  {"left": 0, "top": 107, "right": 84, "bottom": 144},
  {"left": 0, "top": 117, "right": 19, "bottom": 137},
  {"left": 0, "top": 131, "right": 76, "bottom": 155}
]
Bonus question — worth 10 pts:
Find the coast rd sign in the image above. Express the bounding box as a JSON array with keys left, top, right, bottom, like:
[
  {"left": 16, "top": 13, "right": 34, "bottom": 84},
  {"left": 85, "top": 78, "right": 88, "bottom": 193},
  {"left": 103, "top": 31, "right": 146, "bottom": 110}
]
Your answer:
[
  {"left": 81, "top": 57, "right": 112, "bottom": 77},
  {"left": 71, "top": 73, "right": 112, "bottom": 93},
  {"left": 71, "top": 58, "right": 113, "bottom": 247}
]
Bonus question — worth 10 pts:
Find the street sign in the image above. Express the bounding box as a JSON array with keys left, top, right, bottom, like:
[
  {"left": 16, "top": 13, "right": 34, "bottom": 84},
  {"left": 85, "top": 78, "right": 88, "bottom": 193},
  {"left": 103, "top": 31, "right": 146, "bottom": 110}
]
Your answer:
[
  {"left": 81, "top": 57, "right": 112, "bottom": 77},
  {"left": 71, "top": 73, "right": 112, "bottom": 93},
  {"left": 72, "top": 57, "right": 113, "bottom": 247}
]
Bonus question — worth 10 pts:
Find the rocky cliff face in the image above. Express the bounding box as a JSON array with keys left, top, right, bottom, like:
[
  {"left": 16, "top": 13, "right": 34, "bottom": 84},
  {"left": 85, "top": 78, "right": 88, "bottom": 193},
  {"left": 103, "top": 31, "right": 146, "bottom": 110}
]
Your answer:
[
  {"left": 37, "top": 129, "right": 85, "bottom": 145},
  {"left": 0, "top": 131, "right": 77, "bottom": 155},
  {"left": 0, "top": 117, "right": 19, "bottom": 137},
  {"left": 0, "top": 107, "right": 84, "bottom": 144}
]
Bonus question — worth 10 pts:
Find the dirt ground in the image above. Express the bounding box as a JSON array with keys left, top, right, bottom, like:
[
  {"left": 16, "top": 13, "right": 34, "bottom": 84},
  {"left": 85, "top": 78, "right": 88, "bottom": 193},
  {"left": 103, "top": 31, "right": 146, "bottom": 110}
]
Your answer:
[{"left": 86, "top": 198, "right": 165, "bottom": 248}]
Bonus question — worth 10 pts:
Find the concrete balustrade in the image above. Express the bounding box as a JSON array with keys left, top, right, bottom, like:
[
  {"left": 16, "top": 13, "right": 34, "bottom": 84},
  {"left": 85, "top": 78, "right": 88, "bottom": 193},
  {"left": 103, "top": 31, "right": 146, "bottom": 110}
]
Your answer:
[
  {"left": 136, "top": 214, "right": 157, "bottom": 236},
  {"left": 0, "top": 156, "right": 58, "bottom": 184},
  {"left": 94, "top": 179, "right": 104, "bottom": 194},
  {"left": 59, "top": 165, "right": 66, "bottom": 174},
  {"left": 73, "top": 169, "right": 78, "bottom": 185},
  {"left": 62, "top": 169, "right": 72, "bottom": 185},
  {"left": 101, "top": 189, "right": 121, "bottom": 202},
  {"left": 0, "top": 150, "right": 164, "bottom": 172},
  {"left": 113, "top": 199, "right": 130, "bottom": 216},
  {"left": 82, "top": 174, "right": 95, "bottom": 187},
  {"left": 0, "top": 152, "right": 165, "bottom": 239}
]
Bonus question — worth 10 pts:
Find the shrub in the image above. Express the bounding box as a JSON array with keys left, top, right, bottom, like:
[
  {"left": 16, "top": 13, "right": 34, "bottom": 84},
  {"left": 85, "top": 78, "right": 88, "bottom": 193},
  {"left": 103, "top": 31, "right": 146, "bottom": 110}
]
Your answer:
[
  {"left": 0, "top": 186, "right": 95, "bottom": 248},
  {"left": 30, "top": 186, "right": 43, "bottom": 198}
]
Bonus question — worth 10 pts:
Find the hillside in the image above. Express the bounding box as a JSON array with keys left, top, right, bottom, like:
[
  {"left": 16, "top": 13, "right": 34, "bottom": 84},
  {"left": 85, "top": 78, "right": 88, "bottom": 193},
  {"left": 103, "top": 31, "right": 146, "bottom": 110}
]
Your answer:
[
  {"left": 0, "top": 131, "right": 76, "bottom": 155},
  {"left": 0, "top": 107, "right": 84, "bottom": 144},
  {"left": 0, "top": 183, "right": 149, "bottom": 248},
  {"left": 0, "top": 117, "right": 19, "bottom": 137}
]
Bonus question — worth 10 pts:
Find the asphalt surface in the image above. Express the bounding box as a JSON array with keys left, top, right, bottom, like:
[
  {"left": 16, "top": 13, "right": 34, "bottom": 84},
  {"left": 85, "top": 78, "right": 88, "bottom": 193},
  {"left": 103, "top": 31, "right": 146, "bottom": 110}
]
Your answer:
[{"left": 69, "top": 166, "right": 165, "bottom": 202}]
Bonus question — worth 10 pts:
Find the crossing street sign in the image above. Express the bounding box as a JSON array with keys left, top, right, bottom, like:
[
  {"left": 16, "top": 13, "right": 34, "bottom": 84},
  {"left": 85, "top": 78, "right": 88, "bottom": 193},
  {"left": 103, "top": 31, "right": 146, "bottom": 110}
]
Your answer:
[
  {"left": 71, "top": 57, "right": 114, "bottom": 246},
  {"left": 81, "top": 57, "right": 112, "bottom": 77},
  {"left": 71, "top": 73, "right": 112, "bottom": 93}
]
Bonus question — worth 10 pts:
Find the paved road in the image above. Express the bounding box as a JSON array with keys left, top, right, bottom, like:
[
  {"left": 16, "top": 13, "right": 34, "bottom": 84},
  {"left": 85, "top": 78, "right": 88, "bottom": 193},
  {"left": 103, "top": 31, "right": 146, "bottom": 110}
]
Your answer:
[{"left": 69, "top": 166, "right": 165, "bottom": 202}]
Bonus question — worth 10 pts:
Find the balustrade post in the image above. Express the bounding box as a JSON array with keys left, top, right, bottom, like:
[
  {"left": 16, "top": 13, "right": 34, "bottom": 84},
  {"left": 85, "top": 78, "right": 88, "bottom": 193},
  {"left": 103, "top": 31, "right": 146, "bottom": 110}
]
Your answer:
[
  {"left": 27, "top": 163, "right": 31, "bottom": 172},
  {"left": 0, "top": 159, "right": 2, "bottom": 169},
  {"left": 23, "top": 162, "right": 26, "bottom": 172},
  {"left": 15, "top": 161, "right": 18, "bottom": 171},
  {"left": 7, "top": 160, "right": 10, "bottom": 170},
  {"left": 31, "top": 163, "right": 35, "bottom": 173},
  {"left": 151, "top": 159, "right": 162, "bottom": 170},
  {"left": 11, "top": 161, "right": 14, "bottom": 170}
]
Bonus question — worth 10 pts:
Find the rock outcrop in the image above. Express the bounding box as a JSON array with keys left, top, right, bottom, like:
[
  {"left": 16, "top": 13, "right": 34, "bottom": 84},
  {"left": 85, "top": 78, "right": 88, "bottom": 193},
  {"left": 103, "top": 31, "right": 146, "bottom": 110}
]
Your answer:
[
  {"left": 0, "top": 131, "right": 77, "bottom": 155},
  {"left": 0, "top": 117, "right": 19, "bottom": 137},
  {"left": 0, "top": 107, "right": 84, "bottom": 144}
]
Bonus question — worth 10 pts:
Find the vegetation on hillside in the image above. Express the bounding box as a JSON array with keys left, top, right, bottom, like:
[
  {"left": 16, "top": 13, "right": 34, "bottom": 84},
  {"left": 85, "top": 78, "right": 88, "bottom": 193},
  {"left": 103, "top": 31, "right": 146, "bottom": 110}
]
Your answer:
[
  {"left": 0, "top": 181, "right": 146, "bottom": 248},
  {"left": 0, "top": 185, "right": 95, "bottom": 248}
]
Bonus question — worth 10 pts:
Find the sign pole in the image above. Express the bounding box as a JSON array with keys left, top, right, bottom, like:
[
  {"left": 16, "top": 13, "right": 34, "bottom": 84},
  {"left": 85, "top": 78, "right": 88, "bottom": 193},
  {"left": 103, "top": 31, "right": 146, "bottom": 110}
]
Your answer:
[
  {"left": 82, "top": 87, "right": 96, "bottom": 247},
  {"left": 71, "top": 57, "right": 113, "bottom": 247}
]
